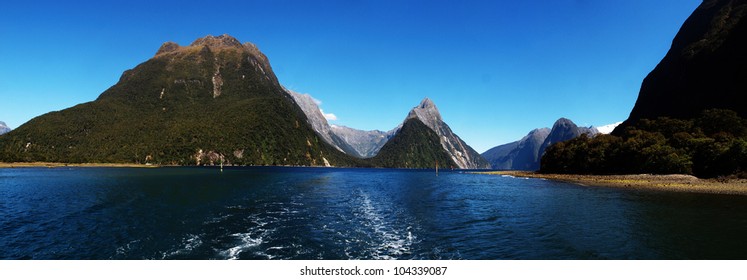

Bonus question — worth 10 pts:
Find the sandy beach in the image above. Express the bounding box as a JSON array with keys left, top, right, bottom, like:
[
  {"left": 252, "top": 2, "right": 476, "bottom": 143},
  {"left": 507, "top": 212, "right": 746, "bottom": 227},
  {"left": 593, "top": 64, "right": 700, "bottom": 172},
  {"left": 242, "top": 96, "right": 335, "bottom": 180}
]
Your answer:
[{"left": 476, "top": 171, "right": 747, "bottom": 196}]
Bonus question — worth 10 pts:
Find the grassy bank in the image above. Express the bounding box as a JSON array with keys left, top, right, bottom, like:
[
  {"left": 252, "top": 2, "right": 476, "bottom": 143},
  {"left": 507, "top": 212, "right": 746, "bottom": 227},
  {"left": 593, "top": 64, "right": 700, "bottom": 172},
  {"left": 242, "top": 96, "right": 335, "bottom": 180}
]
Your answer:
[
  {"left": 475, "top": 171, "right": 747, "bottom": 196},
  {"left": 0, "top": 162, "right": 160, "bottom": 168}
]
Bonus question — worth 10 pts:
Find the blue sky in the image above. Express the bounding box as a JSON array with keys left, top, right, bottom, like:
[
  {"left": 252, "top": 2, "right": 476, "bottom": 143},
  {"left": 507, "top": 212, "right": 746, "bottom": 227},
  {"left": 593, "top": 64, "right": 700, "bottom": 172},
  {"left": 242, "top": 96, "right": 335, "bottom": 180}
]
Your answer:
[{"left": 0, "top": 0, "right": 701, "bottom": 153}]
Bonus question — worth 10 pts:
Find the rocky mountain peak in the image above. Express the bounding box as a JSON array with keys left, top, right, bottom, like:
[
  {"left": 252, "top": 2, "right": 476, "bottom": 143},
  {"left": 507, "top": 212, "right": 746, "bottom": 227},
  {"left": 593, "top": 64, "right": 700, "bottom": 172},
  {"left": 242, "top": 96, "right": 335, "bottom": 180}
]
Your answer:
[
  {"left": 143, "top": 34, "right": 280, "bottom": 93},
  {"left": 190, "top": 34, "right": 243, "bottom": 49},
  {"left": 154, "top": 34, "right": 263, "bottom": 57},
  {"left": 552, "top": 118, "right": 574, "bottom": 128},
  {"left": 155, "top": 42, "right": 180, "bottom": 56},
  {"left": 539, "top": 118, "right": 598, "bottom": 160},
  {"left": 400, "top": 98, "right": 488, "bottom": 169},
  {"left": 418, "top": 97, "right": 436, "bottom": 109},
  {"left": 407, "top": 97, "right": 443, "bottom": 132}
]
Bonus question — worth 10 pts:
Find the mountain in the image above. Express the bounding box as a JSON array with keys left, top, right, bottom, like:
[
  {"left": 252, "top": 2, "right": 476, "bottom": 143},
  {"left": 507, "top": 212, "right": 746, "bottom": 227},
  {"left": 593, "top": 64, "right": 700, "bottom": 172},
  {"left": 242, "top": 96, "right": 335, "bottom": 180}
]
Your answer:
[
  {"left": 482, "top": 118, "right": 598, "bottom": 171},
  {"left": 621, "top": 0, "right": 747, "bottom": 131},
  {"left": 329, "top": 125, "right": 396, "bottom": 158},
  {"left": 373, "top": 98, "right": 490, "bottom": 169},
  {"left": 285, "top": 89, "right": 363, "bottom": 157},
  {"left": 0, "top": 35, "right": 355, "bottom": 166},
  {"left": 540, "top": 0, "right": 747, "bottom": 177},
  {"left": 0, "top": 121, "right": 10, "bottom": 135},
  {"left": 538, "top": 118, "right": 598, "bottom": 158},
  {"left": 285, "top": 89, "right": 396, "bottom": 158},
  {"left": 482, "top": 128, "right": 550, "bottom": 170},
  {"left": 595, "top": 122, "right": 622, "bottom": 134},
  {"left": 371, "top": 118, "right": 458, "bottom": 169}
]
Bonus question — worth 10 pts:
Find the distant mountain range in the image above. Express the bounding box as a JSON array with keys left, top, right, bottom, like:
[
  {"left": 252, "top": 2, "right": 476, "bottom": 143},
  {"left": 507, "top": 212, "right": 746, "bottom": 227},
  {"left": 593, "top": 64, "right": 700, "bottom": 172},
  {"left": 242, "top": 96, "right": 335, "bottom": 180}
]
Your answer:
[
  {"left": 482, "top": 118, "right": 607, "bottom": 170},
  {"left": 286, "top": 89, "right": 396, "bottom": 158},
  {"left": 291, "top": 91, "right": 489, "bottom": 169},
  {"left": 0, "top": 121, "right": 10, "bottom": 135},
  {"left": 329, "top": 125, "right": 395, "bottom": 158},
  {"left": 0, "top": 35, "right": 488, "bottom": 169}
]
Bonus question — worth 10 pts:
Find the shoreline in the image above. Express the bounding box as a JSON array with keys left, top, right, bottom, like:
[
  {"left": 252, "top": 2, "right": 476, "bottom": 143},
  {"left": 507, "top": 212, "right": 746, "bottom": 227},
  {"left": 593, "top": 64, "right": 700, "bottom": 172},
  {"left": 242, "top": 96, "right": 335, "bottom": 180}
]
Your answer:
[
  {"left": 475, "top": 171, "right": 747, "bottom": 196},
  {"left": 4, "top": 163, "right": 746, "bottom": 195},
  {"left": 0, "top": 162, "right": 160, "bottom": 168}
]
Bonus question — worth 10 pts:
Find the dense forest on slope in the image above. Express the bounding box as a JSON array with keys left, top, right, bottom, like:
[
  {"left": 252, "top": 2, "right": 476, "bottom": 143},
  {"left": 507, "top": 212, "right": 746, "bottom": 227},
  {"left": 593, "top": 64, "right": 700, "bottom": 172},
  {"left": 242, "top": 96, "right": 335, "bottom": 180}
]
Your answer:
[
  {"left": 620, "top": 0, "right": 747, "bottom": 130},
  {"left": 0, "top": 36, "right": 361, "bottom": 167},
  {"left": 370, "top": 118, "right": 458, "bottom": 169},
  {"left": 541, "top": 109, "right": 747, "bottom": 178}
]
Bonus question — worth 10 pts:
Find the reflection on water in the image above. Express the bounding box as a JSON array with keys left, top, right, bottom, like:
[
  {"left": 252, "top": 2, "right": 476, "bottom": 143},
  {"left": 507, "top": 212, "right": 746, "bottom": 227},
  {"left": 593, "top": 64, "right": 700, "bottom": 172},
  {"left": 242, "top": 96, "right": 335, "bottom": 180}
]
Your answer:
[{"left": 1, "top": 167, "right": 747, "bottom": 259}]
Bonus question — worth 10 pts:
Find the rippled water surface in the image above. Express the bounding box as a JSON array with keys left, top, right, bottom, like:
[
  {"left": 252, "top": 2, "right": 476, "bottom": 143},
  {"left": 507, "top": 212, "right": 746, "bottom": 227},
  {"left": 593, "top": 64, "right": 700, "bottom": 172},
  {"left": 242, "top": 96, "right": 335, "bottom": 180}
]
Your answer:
[{"left": 2, "top": 167, "right": 747, "bottom": 259}]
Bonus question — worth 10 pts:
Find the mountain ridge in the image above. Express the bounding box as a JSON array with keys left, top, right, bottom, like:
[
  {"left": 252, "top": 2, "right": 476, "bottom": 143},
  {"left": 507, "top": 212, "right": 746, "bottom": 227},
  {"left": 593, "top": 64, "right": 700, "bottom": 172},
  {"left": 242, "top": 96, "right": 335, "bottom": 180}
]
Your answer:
[
  {"left": 620, "top": 0, "right": 747, "bottom": 132},
  {"left": 284, "top": 90, "right": 488, "bottom": 168},
  {"left": 482, "top": 118, "right": 598, "bottom": 171},
  {"left": 482, "top": 128, "right": 550, "bottom": 170},
  {"left": 0, "top": 34, "right": 355, "bottom": 166},
  {"left": 0, "top": 34, "right": 487, "bottom": 169},
  {"left": 329, "top": 125, "right": 397, "bottom": 158}
]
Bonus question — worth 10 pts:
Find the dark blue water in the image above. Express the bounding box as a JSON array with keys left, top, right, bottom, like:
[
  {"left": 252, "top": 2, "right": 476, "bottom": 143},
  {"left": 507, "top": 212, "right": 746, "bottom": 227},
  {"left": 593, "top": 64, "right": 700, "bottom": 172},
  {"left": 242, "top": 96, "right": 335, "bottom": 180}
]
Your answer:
[{"left": 2, "top": 167, "right": 747, "bottom": 259}]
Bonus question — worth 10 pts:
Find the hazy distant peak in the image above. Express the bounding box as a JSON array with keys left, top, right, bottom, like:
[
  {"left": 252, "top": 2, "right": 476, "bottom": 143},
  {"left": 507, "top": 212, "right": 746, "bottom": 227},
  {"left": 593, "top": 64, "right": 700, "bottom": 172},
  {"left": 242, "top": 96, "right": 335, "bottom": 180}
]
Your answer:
[
  {"left": 522, "top": 127, "right": 550, "bottom": 140},
  {"left": 528, "top": 127, "right": 551, "bottom": 135},
  {"left": 484, "top": 117, "right": 599, "bottom": 171},
  {"left": 329, "top": 125, "right": 397, "bottom": 158},
  {"left": 0, "top": 121, "right": 10, "bottom": 135}
]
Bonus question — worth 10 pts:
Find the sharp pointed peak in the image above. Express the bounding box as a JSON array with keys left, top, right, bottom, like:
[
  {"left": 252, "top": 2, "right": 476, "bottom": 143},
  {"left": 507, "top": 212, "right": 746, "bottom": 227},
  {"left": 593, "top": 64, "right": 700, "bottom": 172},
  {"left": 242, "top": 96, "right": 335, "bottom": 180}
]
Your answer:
[{"left": 418, "top": 97, "right": 436, "bottom": 109}]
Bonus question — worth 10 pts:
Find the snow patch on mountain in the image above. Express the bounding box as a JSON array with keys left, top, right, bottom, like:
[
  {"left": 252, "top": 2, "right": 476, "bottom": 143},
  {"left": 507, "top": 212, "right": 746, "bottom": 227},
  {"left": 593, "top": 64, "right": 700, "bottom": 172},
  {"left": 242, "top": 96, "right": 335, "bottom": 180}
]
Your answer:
[{"left": 595, "top": 122, "right": 622, "bottom": 134}]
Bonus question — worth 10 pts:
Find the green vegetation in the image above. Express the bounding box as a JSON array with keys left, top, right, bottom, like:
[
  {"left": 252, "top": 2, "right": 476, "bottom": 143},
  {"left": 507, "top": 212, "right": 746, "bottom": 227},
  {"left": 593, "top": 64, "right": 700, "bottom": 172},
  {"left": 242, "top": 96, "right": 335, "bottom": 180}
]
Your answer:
[
  {"left": 0, "top": 37, "right": 466, "bottom": 169},
  {"left": 0, "top": 44, "right": 361, "bottom": 167},
  {"left": 371, "top": 118, "right": 457, "bottom": 169},
  {"left": 541, "top": 109, "right": 747, "bottom": 178}
]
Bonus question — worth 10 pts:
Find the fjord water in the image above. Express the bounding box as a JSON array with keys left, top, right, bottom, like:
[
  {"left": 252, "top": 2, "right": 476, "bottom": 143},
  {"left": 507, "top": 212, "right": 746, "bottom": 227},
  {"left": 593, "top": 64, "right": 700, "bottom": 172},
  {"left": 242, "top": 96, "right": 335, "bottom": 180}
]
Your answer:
[{"left": 2, "top": 167, "right": 747, "bottom": 260}]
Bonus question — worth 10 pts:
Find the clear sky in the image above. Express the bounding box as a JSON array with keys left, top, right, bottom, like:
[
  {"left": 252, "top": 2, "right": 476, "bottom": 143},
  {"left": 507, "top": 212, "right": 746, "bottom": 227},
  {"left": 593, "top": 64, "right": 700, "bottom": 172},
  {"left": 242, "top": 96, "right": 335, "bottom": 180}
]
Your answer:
[{"left": 0, "top": 0, "right": 701, "bottom": 153}]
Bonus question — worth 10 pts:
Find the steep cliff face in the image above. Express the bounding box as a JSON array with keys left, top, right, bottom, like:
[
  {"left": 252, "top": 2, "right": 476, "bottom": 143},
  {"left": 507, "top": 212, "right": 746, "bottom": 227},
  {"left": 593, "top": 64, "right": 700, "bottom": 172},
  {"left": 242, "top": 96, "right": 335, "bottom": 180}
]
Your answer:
[
  {"left": 0, "top": 35, "right": 354, "bottom": 166},
  {"left": 622, "top": 0, "right": 747, "bottom": 130},
  {"left": 285, "top": 89, "right": 364, "bottom": 157}
]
